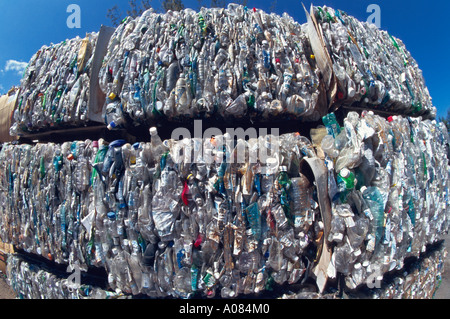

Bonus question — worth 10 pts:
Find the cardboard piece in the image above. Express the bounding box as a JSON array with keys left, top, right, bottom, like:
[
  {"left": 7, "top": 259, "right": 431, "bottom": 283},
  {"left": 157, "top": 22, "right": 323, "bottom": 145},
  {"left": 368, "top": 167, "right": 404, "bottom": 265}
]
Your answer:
[
  {"left": 88, "top": 25, "right": 116, "bottom": 123},
  {"left": 303, "top": 4, "right": 338, "bottom": 110},
  {"left": 0, "top": 89, "right": 19, "bottom": 143},
  {"left": 300, "top": 157, "right": 334, "bottom": 293}
]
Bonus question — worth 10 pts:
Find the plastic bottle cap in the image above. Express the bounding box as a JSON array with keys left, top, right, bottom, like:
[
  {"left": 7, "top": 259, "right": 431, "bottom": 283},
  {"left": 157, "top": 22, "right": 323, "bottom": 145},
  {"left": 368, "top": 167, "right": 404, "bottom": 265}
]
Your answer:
[
  {"left": 360, "top": 186, "right": 367, "bottom": 193},
  {"left": 340, "top": 168, "right": 350, "bottom": 178},
  {"left": 150, "top": 127, "right": 158, "bottom": 135},
  {"left": 266, "top": 157, "right": 278, "bottom": 167},
  {"left": 107, "top": 122, "right": 117, "bottom": 130},
  {"left": 310, "top": 54, "right": 315, "bottom": 59},
  {"left": 360, "top": 86, "right": 366, "bottom": 95},
  {"left": 92, "top": 141, "right": 99, "bottom": 148},
  {"left": 348, "top": 86, "right": 356, "bottom": 98},
  {"left": 387, "top": 116, "right": 394, "bottom": 122},
  {"left": 67, "top": 153, "right": 74, "bottom": 161},
  {"left": 108, "top": 92, "right": 116, "bottom": 100},
  {"left": 107, "top": 212, "right": 116, "bottom": 220}
]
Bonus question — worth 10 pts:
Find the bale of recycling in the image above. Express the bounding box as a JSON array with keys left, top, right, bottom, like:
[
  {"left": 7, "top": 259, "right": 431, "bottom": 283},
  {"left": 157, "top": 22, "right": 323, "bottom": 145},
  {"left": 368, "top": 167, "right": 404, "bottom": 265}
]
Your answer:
[
  {"left": 317, "top": 111, "right": 450, "bottom": 290},
  {"left": 308, "top": 5, "right": 435, "bottom": 118},
  {"left": 281, "top": 242, "right": 448, "bottom": 299},
  {"left": 9, "top": 26, "right": 115, "bottom": 137},
  {"left": 0, "top": 111, "right": 448, "bottom": 298},
  {"left": 0, "top": 131, "right": 322, "bottom": 298},
  {"left": 6, "top": 254, "right": 126, "bottom": 299},
  {"left": 98, "top": 4, "right": 327, "bottom": 130}
]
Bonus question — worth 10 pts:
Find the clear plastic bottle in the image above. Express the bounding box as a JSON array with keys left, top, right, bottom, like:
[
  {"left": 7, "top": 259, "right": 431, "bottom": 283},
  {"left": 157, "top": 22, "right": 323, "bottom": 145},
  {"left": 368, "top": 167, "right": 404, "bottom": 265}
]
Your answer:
[
  {"left": 322, "top": 113, "right": 341, "bottom": 138},
  {"left": 321, "top": 135, "right": 339, "bottom": 158},
  {"left": 328, "top": 208, "right": 346, "bottom": 243},
  {"left": 150, "top": 127, "right": 168, "bottom": 162},
  {"left": 127, "top": 240, "right": 144, "bottom": 295},
  {"left": 105, "top": 99, "right": 126, "bottom": 130},
  {"left": 334, "top": 241, "right": 356, "bottom": 275},
  {"left": 361, "top": 186, "right": 385, "bottom": 248},
  {"left": 290, "top": 173, "right": 312, "bottom": 231}
]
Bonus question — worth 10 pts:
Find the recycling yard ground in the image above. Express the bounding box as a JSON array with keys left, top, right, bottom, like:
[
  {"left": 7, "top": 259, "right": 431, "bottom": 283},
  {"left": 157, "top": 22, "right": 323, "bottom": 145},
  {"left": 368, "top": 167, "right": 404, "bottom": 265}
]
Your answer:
[{"left": 1, "top": 232, "right": 449, "bottom": 299}]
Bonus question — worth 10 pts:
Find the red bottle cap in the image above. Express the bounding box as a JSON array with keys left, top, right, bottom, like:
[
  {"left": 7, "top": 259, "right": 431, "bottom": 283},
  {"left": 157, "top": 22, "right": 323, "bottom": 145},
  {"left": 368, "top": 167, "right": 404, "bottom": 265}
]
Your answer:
[
  {"left": 194, "top": 234, "right": 202, "bottom": 248},
  {"left": 387, "top": 116, "right": 394, "bottom": 122}
]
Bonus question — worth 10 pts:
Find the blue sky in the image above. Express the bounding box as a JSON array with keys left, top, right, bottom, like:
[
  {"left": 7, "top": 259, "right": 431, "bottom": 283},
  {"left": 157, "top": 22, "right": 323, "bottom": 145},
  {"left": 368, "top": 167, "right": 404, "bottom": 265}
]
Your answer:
[{"left": 1, "top": 0, "right": 449, "bottom": 118}]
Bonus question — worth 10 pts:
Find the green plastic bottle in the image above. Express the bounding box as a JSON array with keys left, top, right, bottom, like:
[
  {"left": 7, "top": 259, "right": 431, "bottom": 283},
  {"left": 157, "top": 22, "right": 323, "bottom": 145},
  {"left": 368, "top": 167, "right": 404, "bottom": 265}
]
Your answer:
[
  {"left": 322, "top": 113, "right": 342, "bottom": 138},
  {"left": 336, "top": 168, "right": 356, "bottom": 202}
]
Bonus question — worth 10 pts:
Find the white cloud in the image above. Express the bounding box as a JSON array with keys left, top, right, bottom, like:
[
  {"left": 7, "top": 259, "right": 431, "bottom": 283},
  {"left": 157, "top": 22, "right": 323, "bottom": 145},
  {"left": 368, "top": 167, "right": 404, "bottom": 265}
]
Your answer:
[{"left": 4, "top": 59, "right": 27, "bottom": 75}]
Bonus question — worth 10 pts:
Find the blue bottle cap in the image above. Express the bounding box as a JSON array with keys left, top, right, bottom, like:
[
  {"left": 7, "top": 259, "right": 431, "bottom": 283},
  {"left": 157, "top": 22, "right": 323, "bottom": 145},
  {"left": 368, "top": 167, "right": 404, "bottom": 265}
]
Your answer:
[
  {"left": 107, "top": 212, "right": 116, "bottom": 220},
  {"left": 109, "top": 139, "right": 126, "bottom": 148}
]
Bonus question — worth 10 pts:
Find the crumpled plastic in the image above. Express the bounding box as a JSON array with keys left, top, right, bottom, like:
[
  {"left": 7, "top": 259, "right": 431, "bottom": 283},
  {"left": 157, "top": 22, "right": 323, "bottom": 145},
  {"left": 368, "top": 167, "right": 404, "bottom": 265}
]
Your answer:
[
  {"left": 10, "top": 33, "right": 99, "bottom": 136},
  {"left": 98, "top": 4, "right": 322, "bottom": 128},
  {"left": 314, "top": 6, "right": 435, "bottom": 118}
]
